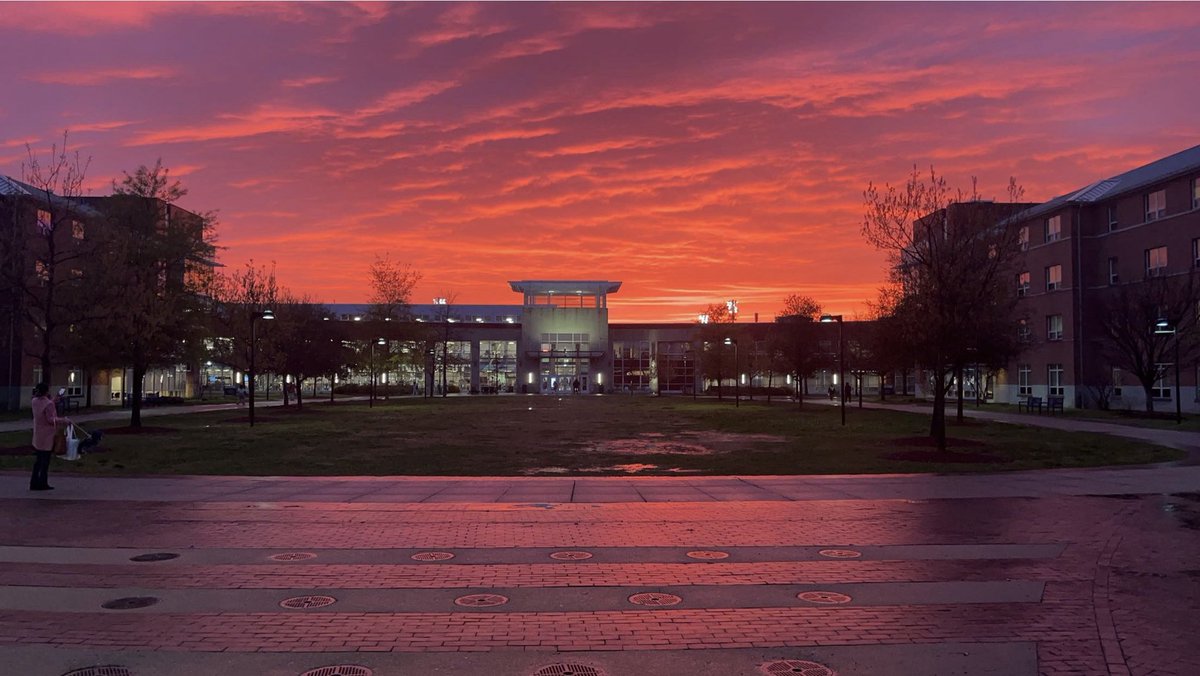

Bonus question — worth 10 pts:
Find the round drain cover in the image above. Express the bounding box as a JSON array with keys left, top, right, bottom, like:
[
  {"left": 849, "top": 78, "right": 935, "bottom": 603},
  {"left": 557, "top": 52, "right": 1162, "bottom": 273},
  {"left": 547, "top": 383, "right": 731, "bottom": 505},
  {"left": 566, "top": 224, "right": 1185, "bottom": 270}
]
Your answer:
[
  {"left": 628, "top": 592, "right": 682, "bottom": 607},
  {"left": 762, "top": 660, "right": 837, "bottom": 675},
  {"left": 686, "top": 550, "right": 729, "bottom": 560},
  {"left": 101, "top": 597, "right": 158, "bottom": 610},
  {"left": 818, "top": 549, "right": 861, "bottom": 559},
  {"left": 129, "top": 552, "right": 179, "bottom": 562},
  {"left": 62, "top": 667, "right": 134, "bottom": 676},
  {"left": 454, "top": 593, "right": 509, "bottom": 607},
  {"left": 411, "top": 551, "right": 455, "bottom": 561},
  {"left": 300, "top": 666, "right": 373, "bottom": 676},
  {"left": 280, "top": 595, "right": 337, "bottom": 609},
  {"left": 550, "top": 551, "right": 593, "bottom": 561},
  {"left": 797, "top": 591, "right": 852, "bottom": 604},
  {"left": 533, "top": 665, "right": 604, "bottom": 676},
  {"left": 270, "top": 552, "right": 317, "bottom": 561}
]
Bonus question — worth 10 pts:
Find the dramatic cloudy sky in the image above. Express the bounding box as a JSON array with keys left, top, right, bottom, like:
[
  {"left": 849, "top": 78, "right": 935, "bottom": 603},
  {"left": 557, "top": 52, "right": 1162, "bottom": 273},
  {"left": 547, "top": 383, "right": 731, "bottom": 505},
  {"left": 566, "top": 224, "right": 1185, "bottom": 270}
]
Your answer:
[{"left": 2, "top": 2, "right": 1198, "bottom": 320}]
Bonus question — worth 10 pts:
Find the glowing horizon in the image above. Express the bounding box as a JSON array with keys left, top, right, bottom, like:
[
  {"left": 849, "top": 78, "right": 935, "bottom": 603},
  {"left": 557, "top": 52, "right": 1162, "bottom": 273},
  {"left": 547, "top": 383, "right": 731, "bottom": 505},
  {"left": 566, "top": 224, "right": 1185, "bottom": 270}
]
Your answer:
[{"left": 2, "top": 2, "right": 1197, "bottom": 321}]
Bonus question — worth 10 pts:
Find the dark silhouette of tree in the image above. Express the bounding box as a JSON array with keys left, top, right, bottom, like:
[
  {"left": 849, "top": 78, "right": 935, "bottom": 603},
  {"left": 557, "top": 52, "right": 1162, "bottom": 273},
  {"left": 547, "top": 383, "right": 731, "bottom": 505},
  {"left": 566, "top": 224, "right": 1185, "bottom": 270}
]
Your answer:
[
  {"left": 1097, "top": 273, "right": 1199, "bottom": 412},
  {"left": 862, "top": 167, "right": 1029, "bottom": 450}
]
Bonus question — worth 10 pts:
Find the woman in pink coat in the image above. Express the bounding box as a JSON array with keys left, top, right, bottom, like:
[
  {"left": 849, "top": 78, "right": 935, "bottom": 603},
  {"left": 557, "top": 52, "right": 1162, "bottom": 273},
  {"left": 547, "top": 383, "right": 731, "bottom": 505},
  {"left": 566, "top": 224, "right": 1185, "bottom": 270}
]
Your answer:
[{"left": 30, "top": 382, "right": 66, "bottom": 491}]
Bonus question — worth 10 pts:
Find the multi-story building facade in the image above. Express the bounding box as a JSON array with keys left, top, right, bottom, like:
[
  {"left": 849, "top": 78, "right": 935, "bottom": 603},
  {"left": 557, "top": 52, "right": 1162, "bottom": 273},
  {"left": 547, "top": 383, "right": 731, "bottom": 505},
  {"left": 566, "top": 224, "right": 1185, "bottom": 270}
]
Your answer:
[{"left": 998, "top": 144, "right": 1200, "bottom": 411}]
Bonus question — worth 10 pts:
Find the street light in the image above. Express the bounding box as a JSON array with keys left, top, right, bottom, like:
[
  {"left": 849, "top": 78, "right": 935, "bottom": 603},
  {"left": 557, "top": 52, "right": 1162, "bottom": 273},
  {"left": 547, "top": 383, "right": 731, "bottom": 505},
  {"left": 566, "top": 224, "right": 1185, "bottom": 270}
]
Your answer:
[
  {"left": 1154, "top": 318, "right": 1181, "bottom": 424},
  {"left": 724, "top": 337, "right": 739, "bottom": 408},
  {"left": 820, "top": 314, "right": 845, "bottom": 426},
  {"left": 370, "top": 337, "right": 386, "bottom": 408},
  {"left": 249, "top": 308, "right": 275, "bottom": 427}
]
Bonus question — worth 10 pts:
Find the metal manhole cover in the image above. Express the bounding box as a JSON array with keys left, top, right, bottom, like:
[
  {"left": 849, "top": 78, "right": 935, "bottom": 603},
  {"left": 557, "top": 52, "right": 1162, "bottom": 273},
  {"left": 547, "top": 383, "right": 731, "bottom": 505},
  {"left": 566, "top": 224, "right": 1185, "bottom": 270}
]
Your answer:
[
  {"left": 686, "top": 550, "right": 729, "bottom": 560},
  {"left": 454, "top": 593, "right": 509, "bottom": 607},
  {"left": 550, "top": 551, "right": 593, "bottom": 560},
  {"left": 411, "top": 551, "right": 455, "bottom": 561},
  {"left": 129, "top": 552, "right": 179, "bottom": 562},
  {"left": 628, "top": 592, "right": 682, "bottom": 607},
  {"left": 62, "top": 668, "right": 134, "bottom": 676},
  {"left": 101, "top": 597, "right": 158, "bottom": 610},
  {"left": 818, "top": 549, "right": 861, "bottom": 559},
  {"left": 761, "top": 660, "right": 837, "bottom": 675},
  {"left": 270, "top": 552, "right": 318, "bottom": 561},
  {"left": 797, "top": 591, "right": 852, "bottom": 604},
  {"left": 299, "top": 667, "right": 373, "bottom": 676},
  {"left": 280, "top": 595, "right": 337, "bottom": 609},
  {"left": 533, "top": 665, "right": 605, "bottom": 676}
]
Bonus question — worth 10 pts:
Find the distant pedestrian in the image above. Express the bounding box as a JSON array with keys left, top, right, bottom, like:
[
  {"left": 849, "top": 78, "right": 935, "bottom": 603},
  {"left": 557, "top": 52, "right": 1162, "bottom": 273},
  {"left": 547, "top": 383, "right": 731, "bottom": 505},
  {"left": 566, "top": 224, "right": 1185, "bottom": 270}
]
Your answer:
[
  {"left": 236, "top": 384, "right": 247, "bottom": 407},
  {"left": 30, "top": 383, "right": 67, "bottom": 491},
  {"left": 843, "top": 382, "right": 852, "bottom": 402},
  {"left": 572, "top": 378, "right": 580, "bottom": 394},
  {"left": 827, "top": 385, "right": 835, "bottom": 401}
]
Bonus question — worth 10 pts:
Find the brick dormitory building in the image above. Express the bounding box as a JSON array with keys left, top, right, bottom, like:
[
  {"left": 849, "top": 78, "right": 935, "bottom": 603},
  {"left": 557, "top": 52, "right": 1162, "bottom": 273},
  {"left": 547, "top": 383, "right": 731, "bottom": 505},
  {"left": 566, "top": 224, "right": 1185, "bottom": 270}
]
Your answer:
[{"left": 3, "top": 145, "right": 1199, "bottom": 412}]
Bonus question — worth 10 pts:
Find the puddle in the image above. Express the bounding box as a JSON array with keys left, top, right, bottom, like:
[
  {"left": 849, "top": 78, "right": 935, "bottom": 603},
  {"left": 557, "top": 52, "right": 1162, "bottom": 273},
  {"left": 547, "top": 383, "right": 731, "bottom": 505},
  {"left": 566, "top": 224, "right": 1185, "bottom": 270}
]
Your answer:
[{"left": 583, "top": 431, "right": 787, "bottom": 456}]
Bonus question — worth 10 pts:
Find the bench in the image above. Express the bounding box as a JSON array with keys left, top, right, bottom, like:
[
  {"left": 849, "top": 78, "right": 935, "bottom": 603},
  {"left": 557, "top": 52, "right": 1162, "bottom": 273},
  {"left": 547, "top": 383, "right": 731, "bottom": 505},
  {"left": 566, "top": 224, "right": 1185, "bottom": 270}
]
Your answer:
[
  {"left": 1018, "top": 395, "right": 1043, "bottom": 413},
  {"left": 1046, "top": 395, "right": 1064, "bottom": 414}
]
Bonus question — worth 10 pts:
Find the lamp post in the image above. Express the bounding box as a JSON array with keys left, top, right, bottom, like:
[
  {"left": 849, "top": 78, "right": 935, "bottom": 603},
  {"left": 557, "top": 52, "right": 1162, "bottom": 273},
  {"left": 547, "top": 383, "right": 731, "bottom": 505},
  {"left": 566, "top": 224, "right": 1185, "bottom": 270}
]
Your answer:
[
  {"left": 249, "top": 308, "right": 275, "bottom": 427},
  {"left": 370, "top": 337, "right": 386, "bottom": 408},
  {"left": 1154, "top": 319, "right": 1182, "bottom": 423},
  {"left": 724, "top": 337, "right": 739, "bottom": 408},
  {"left": 820, "top": 314, "right": 845, "bottom": 426}
]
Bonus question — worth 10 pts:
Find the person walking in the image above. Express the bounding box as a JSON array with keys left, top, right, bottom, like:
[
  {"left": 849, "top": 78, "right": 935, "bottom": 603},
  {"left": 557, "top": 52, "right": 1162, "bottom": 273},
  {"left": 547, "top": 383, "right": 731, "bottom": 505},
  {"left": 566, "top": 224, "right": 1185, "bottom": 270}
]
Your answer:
[{"left": 30, "top": 383, "right": 67, "bottom": 491}]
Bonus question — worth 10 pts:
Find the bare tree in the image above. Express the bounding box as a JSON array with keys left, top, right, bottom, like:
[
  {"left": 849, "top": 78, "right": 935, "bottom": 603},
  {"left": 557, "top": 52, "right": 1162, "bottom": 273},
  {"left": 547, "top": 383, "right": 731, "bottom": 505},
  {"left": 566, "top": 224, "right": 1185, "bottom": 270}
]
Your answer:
[
  {"left": 1097, "top": 273, "right": 1199, "bottom": 412},
  {"left": 83, "top": 161, "right": 217, "bottom": 427},
  {"left": 367, "top": 253, "right": 421, "bottom": 320},
  {"left": 862, "top": 167, "right": 1029, "bottom": 450}
]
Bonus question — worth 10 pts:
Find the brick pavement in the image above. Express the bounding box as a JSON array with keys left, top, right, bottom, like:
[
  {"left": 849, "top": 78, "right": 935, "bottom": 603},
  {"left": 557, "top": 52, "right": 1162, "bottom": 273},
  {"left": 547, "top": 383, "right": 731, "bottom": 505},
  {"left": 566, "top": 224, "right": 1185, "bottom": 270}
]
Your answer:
[{"left": 1, "top": 482, "right": 1198, "bottom": 675}]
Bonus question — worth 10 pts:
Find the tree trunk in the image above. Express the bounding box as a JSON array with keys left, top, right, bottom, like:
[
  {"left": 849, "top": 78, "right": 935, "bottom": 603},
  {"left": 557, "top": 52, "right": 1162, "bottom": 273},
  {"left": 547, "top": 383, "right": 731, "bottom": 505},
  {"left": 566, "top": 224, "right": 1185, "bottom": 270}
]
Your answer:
[
  {"left": 766, "top": 370, "right": 773, "bottom": 403},
  {"left": 329, "top": 374, "right": 335, "bottom": 403},
  {"left": 1143, "top": 382, "right": 1156, "bottom": 412},
  {"left": 930, "top": 366, "right": 947, "bottom": 451},
  {"left": 293, "top": 374, "right": 303, "bottom": 410},
  {"left": 130, "top": 364, "right": 146, "bottom": 428},
  {"left": 282, "top": 378, "right": 290, "bottom": 407}
]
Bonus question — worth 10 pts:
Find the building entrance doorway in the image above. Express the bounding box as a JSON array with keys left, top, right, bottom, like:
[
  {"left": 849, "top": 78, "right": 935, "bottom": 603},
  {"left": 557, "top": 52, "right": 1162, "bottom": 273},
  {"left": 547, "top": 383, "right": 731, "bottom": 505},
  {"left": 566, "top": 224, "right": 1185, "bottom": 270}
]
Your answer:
[{"left": 540, "top": 357, "right": 589, "bottom": 394}]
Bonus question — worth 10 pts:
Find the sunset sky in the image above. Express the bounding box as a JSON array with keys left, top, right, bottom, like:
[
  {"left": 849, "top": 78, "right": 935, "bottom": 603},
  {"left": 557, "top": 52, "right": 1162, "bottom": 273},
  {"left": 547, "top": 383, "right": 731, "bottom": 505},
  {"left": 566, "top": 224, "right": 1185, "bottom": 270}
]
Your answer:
[{"left": 2, "top": 2, "right": 1198, "bottom": 321}]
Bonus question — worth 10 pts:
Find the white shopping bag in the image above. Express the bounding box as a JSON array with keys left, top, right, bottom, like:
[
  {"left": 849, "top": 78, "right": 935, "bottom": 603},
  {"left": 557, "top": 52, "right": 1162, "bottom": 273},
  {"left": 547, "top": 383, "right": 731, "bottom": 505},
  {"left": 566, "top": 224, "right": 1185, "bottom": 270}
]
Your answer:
[{"left": 64, "top": 424, "right": 80, "bottom": 461}]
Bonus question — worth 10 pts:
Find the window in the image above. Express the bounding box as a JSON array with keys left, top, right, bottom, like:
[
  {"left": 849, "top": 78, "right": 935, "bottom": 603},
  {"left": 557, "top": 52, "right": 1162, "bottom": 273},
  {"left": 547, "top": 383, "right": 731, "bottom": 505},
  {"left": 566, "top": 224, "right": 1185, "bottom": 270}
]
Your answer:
[
  {"left": 1108, "top": 257, "right": 1119, "bottom": 285},
  {"left": 1145, "top": 246, "right": 1168, "bottom": 277},
  {"left": 1193, "top": 238, "right": 1199, "bottom": 269},
  {"left": 1112, "top": 368, "right": 1122, "bottom": 397},
  {"left": 1017, "top": 271, "right": 1030, "bottom": 296},
  {"left": 1194, "top": 178, "right": 1200, "bottom": 209},
  {"left": 1045, "top": 215, "right": 1061, "bottom": 242},
  {"left": 1018, "top": 365, "right": 1032, "bottom": 396},
  {"left": 1107, "top": 206, "right": 1118, "bottom": 231},
  {"left": 1018, "top": 226, "right": 1029, "bottom": 250},
  {"left": 1046, "top": 315, "right": 1063, "bottom": 341},
  {"left": 1017, "top": 319, "right": 1032, "bottom": 343},
  {"left": 71, "top": 220, "right": 84, "bottom": 240},
  {"left": 1046, "top": 264, "right": 1062, "bottom": 291},
  {"left": 1146, "top": 189, "right": 1166, "bottom": 221},
  {"left": 66, "top": 369, "right": 83, "bottom": 397},
  {"left": 1048, "top": 364, "right": 1064, "bottom": 396},
  {"left": 1152, "top": 364, "right": 1172, "bottom": 399},
  {"left": 35, "top": 260, "right": 49, "bottom": 284},
  {"left": 36, "top": 210, "right": 52, "bottom": 235}
]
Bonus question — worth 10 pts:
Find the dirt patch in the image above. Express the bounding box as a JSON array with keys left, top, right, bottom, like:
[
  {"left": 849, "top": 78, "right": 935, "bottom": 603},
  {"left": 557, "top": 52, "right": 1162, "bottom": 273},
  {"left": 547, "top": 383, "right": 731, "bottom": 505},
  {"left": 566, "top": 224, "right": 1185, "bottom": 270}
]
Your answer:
[
  {"left": 0, "top": 446, "right": 31, "bottom": 456},
  {"left": 583, "top": 431, "right": 787, "bottom": 456},
  {"left": 883, "top": 449, "right": 1011, "bottom": 464},
  {"left": 101, "top": 426, "right": 177, "bottom": 435},
  {"left": 892, "top": 436, "right": 988, "bottom": 448}
]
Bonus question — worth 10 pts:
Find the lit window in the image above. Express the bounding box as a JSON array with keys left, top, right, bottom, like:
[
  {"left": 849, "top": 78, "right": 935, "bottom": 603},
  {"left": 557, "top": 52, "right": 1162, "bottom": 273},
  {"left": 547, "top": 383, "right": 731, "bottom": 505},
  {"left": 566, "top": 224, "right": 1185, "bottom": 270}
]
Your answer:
[
  {"left": 71, "top": 220, "right": 84, "bottom": 240},
  {"left": 1017, "top": 271, "right": 1030, "bottom": 296},
  {"left": 1018, "top": 226, "right": 1029, "bottom": 250},
  {"left": 1046, "top": 264, "right": 1062, "bottom": 291},
  {"left": 1145, "top": 246, "right": 1168, "bottom": 276},
  {"left": 1146, "top": 189, "right": 1166, "bottom": 221},
  {"left": 1017, "top": 319, "right": 1031, "bottom": 343},
  {"left": 35, "top": 260, "right": 49, "bottom": 284},
  {"left": 1046, "top": 315, "right": 1063, "bottom": 341},
  {"left": 35, "top": 210, "right": 52, "bottom": 235},
  {"left": 1108, "top": 257, "right": 1119, "bottom": 285},
  {"left": 1018, "top": 364, "right": 1032, "bottom": 396},
  {"left": 1107, "top": 206, "right": 1118, "bottom": 231},
  {"left": 1045, "top": 215, "right": 1061, "bottom": 242},
  {"left": 1048, "top": 364, "right": 1064, "bottom": 397},
  {"left": 1193, "top": 178, "right": 1200, "bottom": 209}
]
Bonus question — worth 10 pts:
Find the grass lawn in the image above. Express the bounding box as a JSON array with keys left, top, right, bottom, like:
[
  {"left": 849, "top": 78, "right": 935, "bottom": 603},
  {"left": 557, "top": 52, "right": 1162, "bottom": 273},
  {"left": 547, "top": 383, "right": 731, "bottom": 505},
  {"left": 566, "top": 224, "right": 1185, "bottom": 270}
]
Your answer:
[{"left": 0, "top": 395, "right": 1182, "bottom": 476}]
